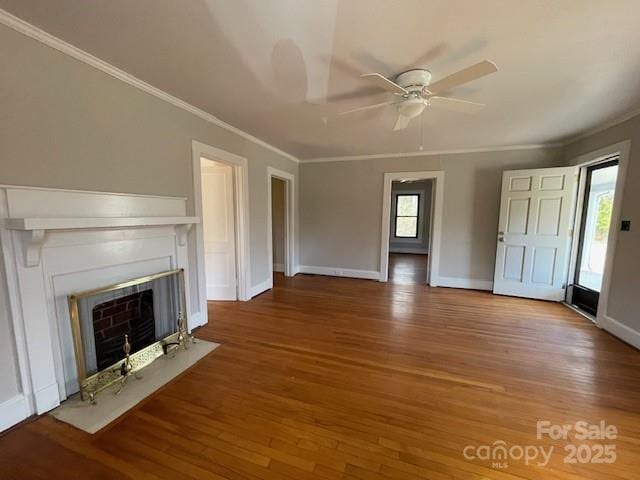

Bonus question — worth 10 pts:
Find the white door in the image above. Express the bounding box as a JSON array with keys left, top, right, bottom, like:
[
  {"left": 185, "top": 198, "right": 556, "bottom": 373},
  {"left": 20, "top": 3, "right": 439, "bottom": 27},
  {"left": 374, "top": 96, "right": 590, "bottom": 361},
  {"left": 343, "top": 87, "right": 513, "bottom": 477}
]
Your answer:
[
  {"left": 201, "top": 159, "right": 237, "bottom": 300},
  {"left": 493, "top": 166, "right": 578, "bottom": 301}
]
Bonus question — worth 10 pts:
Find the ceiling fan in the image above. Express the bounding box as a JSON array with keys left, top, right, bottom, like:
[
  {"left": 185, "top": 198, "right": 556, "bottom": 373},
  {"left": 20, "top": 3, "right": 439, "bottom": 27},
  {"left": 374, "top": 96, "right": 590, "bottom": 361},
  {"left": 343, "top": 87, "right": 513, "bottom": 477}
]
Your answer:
[{"left": 338, "top": 60, "right": 498, "bottom": 131}]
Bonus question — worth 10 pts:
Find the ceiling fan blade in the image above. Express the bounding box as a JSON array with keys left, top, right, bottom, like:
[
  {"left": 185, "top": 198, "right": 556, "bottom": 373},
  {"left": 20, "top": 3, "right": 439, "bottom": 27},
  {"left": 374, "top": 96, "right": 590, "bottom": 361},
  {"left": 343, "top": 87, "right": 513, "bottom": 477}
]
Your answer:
[
  {"left": 406, "top": 43, "right": 447, "bottom": 69},
  {"left": 320, "top": 87, "right": 385, "bottom": 103},
  {"left": 429, "top": 96, "right": 485, "bottom": 113},
  {"left": 361, "top": 73, "right": 408, "bottom": 95},
  {"left": 427, "top": 60, "right": 497, "bottom": 94},
  {"left": 393, "top": 114, "right": 412, "bottom": 131},
  {"left": 338, "top": 101, "right": 396, "bottom": 116}
]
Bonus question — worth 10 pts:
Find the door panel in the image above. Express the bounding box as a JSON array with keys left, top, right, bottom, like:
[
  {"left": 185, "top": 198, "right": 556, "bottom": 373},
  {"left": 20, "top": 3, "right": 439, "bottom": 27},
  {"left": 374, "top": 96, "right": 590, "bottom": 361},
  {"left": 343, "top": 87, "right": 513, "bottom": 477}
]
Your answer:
[
  {"left": 493, "top": 166, "right": 578, "bottom": 300},
  {"left": 201, "top": 160, "right": 237, "bottom": 300},
  {"left": 531, "top": 247, "right": 556, "bottom": 285},
  {"left": 503, "top": 245, "right": 525, "bottom": 281},
  {"left": 536, "top": 197, "right": 562, "bottom": 235},
  {"left": 507, "top": 198, "right": 530, "bottom": 234}
]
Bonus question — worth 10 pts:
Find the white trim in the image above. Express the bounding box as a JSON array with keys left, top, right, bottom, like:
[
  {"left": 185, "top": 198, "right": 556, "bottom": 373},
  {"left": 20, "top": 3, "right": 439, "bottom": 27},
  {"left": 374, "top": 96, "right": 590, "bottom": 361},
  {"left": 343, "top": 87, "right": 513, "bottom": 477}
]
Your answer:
[
  {"left": 0, "top": 394, "right": 30, "bottom": 432},
  {"left": 250, "top": 277, "right": 273, "bottom": 298},
  {"left": 566, "top": 108, "right": 640, "bottom": 145},
  {"left": 600, "top": 315, "right": 640, "bottom": 350},
  {"left": 0, "top": 8, "right": 299, "bottom": 165},
  {"left": 380, "top": 171, "right": 444, "bottom": 285},
  {"left": 566, "top": 141, "right": 631, "bottom": 329},
  {"left": 0, "top": 184, "right": 187, "bottom": 201},
  {"left": 192, "top": 141, "right": 251, "bottom": 305},
  {"left": 273, "top": 263, "right": 285, "bottom": 273},
  {"left": 301, "top": 144, "right": 563, "bottom": 164},
  {"left": 433, "top": 276, "right": 494, "bottom": 291},
  {"left": 266, "top": 167, "right": 297, "bottom": 278},
  {"left": 298, "top": 265, "right": 380, "bottom": 281},
  {"left": 6, "top": 216, "right": 198, "bottom": 231}
]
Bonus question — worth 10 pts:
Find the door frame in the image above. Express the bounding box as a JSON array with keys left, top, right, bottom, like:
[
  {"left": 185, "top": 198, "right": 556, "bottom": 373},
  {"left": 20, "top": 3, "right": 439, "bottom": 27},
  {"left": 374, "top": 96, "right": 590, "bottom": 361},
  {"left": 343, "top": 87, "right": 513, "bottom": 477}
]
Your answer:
[
  {"left": 192, "top": 140, "right": 251, "bottom": 309},
  {"left": 379, "top": 170, "right": 444, "bottom": 284},
  {"left": 267, "top": 167, "right": 296, "bottom": 279},
  {"left": 566, "top": 140, "right": 631, "bottom": 327}
]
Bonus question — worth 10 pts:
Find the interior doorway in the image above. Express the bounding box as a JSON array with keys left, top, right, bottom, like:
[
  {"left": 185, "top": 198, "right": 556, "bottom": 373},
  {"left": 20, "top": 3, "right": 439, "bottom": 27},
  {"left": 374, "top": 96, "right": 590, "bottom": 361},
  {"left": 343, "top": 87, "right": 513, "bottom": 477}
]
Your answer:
[
  {"left": 192, "top": 140, "right": 251, "bottom": 314},
  {"left": 379, "top": 171, "right": 444, "bottom": 285},
  {"left": 200, "top": 158, "right": 238, "bottom": 300},
  {"left": 387, "top": 179, "right": 433, "bottom": 284},
  {"left": 270, "top": 177, "right": 286, "bottom": 276},
  {"left": 266, "top": 167, "right": 296, "bottom": 281},
  {"left": 568, "top": 157, "right": 620, "bottom": 316}
]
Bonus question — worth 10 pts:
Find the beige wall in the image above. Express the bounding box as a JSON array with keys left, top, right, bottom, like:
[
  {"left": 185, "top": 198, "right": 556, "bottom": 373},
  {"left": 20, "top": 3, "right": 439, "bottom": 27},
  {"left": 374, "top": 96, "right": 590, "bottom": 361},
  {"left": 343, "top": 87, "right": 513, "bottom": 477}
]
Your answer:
[
  {"left": 300, "top": 148, "right": 564, "bottom": 280},
  {"left": 564, "top": 114, "right": 640, "bottom": 332},
  {"left": 0, "top": 25, "right": 298, "bottom": 288},
  {"left": 0, "top": 26, "right": 297, "bottom": 405},
  {"left": 271, "top": 178, "right": 286, "bottom": 266}
]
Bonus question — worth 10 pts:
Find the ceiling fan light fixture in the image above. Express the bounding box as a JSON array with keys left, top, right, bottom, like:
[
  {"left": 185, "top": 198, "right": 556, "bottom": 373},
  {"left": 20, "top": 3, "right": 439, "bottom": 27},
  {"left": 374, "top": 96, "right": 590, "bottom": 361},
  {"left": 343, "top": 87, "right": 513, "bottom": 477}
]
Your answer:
[{"left": 397, "top": 97, "right": 426, "bottom": 119}]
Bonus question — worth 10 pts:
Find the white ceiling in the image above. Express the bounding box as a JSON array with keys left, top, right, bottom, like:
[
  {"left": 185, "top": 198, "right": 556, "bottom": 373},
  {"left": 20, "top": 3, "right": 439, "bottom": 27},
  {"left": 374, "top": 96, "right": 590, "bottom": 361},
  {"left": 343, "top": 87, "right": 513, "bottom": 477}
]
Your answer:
[{"left": 2, "top": 0, "right": 640, "bottom": 160}]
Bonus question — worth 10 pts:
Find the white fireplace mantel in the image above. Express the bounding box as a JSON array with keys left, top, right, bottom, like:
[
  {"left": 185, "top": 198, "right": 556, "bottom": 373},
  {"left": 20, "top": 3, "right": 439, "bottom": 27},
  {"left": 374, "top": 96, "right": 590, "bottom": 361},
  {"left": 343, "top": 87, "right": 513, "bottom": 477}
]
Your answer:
[
  {"left": 0, "top": 185, "right": 205, "bottom": 421},
  {"left": 5, "top": 216, "right": 198, "bottom": 266}
]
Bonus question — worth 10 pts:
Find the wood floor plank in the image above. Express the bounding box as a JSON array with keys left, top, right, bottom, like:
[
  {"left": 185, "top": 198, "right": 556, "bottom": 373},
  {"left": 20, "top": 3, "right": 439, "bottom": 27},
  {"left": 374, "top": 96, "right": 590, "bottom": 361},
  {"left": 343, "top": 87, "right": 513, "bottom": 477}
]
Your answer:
[{"left": 1, "top": 266, "right": 639, "bottom": 479}]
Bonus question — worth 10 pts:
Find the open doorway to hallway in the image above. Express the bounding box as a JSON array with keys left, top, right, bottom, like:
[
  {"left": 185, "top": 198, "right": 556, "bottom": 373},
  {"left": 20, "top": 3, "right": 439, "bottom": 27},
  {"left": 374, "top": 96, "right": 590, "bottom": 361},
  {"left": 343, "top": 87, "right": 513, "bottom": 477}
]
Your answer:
[
  {"left": 388, "top": 179, "right": 433, "bottom": 285},
  {"left": 266, "top": 166, "right": 296, "bottom": 283},
  {"left": 271, "top": 177, "right": 286, "bottom": 279}
]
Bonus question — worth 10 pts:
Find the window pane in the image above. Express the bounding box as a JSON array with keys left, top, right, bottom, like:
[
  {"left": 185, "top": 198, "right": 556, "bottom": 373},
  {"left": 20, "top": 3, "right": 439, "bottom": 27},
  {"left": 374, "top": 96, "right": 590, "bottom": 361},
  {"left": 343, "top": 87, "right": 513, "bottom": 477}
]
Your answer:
[
  {"left": 395, "top": 217, "right": 417, "bottom": 237},
  {"left": 577, "top": 164, "right": 618, "bottom": 292},
  {"left": 397, "top": 195, "right": 418, "bottom": 216}
]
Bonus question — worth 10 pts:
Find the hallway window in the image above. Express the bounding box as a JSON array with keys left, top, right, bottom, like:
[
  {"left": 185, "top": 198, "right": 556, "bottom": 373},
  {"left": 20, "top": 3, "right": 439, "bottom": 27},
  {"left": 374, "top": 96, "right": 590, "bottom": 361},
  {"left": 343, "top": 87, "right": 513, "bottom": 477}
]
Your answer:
[{"left": 394, "top": 194, "right": 420, "bottom": 238}]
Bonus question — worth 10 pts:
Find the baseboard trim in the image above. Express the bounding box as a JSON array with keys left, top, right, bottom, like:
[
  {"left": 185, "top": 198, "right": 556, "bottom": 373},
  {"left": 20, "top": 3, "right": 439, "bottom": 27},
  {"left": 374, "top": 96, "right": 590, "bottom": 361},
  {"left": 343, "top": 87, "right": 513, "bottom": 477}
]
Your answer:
[
  {"left": 0, "top": 394, "right": 30, "bottom": 432},
  {"left": 188, "top": 311, "right": 207, "bottom": 330},
  {"left": 250, "top": 277, "right": 273, "bottom": 298},
  {"left": 273, "top": 263, "right": 285, "bottom": 273},
  {"left": 298, "top": 265, "right": 380, "bottom": 281},
  {"left": 34, "top": 382, "right": 60, "bottom": 414},
  {"left": 433, "top": 276, "right": 493, "bottom": 291},
  {"left": 601, "top": 315, "right": 640, "bottom": 350},
  {"left": 389, "top": 248, "right": 429, "bottom": 254}
]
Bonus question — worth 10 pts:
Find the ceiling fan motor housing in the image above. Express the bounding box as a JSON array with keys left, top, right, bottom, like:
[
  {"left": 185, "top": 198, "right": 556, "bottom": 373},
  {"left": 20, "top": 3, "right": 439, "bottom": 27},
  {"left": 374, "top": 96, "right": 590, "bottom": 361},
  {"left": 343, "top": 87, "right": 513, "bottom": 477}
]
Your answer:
[{"left": 395, "top": 69, "right": 432, "bottom": 91}]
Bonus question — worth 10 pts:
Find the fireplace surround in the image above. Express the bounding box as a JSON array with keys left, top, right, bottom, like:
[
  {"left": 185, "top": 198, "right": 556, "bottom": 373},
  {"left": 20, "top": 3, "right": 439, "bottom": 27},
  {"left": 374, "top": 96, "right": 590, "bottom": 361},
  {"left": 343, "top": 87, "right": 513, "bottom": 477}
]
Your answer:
[{"left": 0, "top": 185, "right": 202, "bottom": 420}]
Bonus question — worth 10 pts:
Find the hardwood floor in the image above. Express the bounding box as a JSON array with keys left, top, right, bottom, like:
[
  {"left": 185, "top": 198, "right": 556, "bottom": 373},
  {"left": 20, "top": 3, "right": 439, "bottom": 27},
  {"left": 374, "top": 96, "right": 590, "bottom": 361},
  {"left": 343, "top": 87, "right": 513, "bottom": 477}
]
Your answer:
[
  {"left": 2, "top": 273, "right": 639, "bottom": 479},
  {"left": 388, "top": 253, "right": 428, "bottom": 285}
]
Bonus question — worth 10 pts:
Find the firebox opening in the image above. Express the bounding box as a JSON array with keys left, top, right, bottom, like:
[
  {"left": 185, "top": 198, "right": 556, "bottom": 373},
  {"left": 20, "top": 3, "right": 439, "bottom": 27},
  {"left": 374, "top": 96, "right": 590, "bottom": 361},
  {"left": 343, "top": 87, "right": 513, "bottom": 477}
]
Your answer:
[{"left": 92, "top": 289, "right": 155, "bottom": 371}]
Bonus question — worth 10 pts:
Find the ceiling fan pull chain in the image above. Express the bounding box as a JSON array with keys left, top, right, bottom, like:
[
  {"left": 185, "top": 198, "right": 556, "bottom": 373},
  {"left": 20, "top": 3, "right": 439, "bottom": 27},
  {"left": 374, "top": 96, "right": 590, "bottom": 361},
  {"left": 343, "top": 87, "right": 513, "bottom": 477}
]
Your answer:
[{"left": 419, "top": 111, "right": 424, "bottom": 151}]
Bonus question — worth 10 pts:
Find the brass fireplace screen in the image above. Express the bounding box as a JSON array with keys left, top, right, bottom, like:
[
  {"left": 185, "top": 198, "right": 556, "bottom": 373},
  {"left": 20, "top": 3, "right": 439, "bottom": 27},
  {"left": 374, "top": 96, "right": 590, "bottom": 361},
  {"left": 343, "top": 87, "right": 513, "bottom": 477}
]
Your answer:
[{"left": 68, "top": 268, "right": 188, "bottom": 402}]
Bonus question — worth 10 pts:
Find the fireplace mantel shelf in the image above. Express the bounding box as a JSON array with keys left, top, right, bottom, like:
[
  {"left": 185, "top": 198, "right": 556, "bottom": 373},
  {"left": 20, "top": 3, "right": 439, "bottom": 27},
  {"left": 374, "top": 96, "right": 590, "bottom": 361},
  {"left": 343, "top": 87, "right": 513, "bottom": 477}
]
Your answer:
[{"left": 5, "top": 216, "right": 199, "bottom": 266}]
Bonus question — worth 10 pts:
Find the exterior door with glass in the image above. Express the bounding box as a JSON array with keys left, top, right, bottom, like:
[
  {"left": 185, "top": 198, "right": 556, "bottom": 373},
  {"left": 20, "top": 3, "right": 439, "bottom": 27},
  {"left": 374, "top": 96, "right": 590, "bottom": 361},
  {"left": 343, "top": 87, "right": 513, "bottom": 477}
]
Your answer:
[{"left": 569, "top": 159, "right": 619, "bottom": 315}]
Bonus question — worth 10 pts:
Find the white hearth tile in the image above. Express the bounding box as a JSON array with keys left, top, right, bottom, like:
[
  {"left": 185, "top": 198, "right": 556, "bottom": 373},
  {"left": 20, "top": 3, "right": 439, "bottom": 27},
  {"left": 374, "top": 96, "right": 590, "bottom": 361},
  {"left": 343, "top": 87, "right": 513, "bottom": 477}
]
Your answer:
[{"left": 49, "top": 339, "right": 218, "bottom": 434}]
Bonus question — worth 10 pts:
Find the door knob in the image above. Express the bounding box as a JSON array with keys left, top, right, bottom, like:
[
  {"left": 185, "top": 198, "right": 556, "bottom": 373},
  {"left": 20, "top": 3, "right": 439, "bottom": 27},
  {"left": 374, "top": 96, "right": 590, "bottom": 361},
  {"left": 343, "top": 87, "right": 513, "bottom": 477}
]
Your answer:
[{"left": 498, "top": 237, "right": 504, "bottom": 242}]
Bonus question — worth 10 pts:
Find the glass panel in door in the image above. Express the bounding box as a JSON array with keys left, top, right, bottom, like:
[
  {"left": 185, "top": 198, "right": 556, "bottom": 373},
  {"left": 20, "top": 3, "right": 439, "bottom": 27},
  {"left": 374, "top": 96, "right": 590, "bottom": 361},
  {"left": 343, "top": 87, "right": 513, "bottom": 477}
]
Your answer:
[
  {"left": 571, "top": 159, "right": 618, "bottom": 315},
  {"left": 576, "top": 163, "right": 618, "bottom": 291}
]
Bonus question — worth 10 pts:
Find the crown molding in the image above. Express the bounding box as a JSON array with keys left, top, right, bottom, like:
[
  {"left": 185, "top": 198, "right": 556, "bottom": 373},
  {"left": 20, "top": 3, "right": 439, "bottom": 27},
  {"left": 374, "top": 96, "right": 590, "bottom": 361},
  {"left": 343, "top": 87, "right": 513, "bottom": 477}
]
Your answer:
[
  {"left": 0, "top": 8, "right": 299, "bottom": 164},
  {"left": 564, "top": 106, "right": 640, "bottom": 145},
  {"left": 301, "top": 143, "right": 564, "bottom": 164}
]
